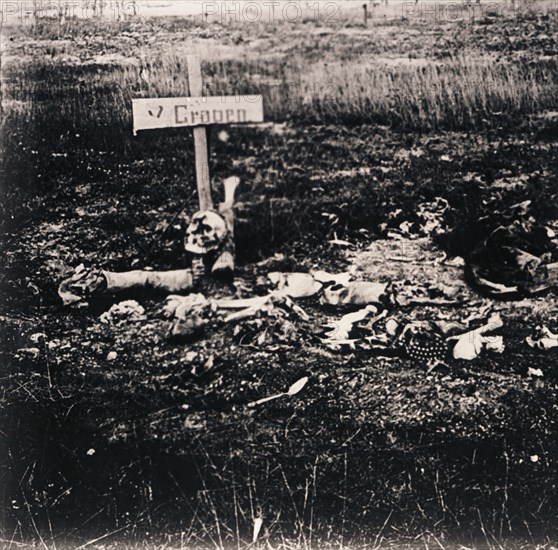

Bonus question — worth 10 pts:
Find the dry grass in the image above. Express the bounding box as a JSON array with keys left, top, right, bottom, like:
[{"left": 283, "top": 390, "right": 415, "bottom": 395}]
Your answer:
[
  {"left": 4, "top": 49, "right": 557, "bottom": 133},
  {"left": 2, "top": 10, "right": 558, "bottom": 159}
]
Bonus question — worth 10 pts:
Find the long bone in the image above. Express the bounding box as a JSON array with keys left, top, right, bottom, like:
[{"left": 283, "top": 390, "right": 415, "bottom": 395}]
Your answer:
[{"left": 218, "top": 293, "right": 309, "bottom": 323}]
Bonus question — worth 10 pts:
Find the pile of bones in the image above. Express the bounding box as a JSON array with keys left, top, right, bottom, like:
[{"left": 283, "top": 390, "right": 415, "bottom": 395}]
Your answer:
[{"left": 58, "top": 177, "right": 557, "bottom": 370}]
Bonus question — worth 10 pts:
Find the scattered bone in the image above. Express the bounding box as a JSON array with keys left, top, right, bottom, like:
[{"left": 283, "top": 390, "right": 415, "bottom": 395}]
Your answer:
[
  {"left": 16, "top": 347, "right": 41, "bottom": 359},
  {"left": 323, "top": 305, "right": 379, "bottom": 343},
  {"left": 163, "top": 288, "right": 311, "bottom": 326},
  {"left": 527, "top": 367, "right": 544, "bottom": 378},
  {"left": 484, "top": 336, "right": 505, "bottom": 353},
  {"left": 321, "top": 282, "right": 388, "bottom": 306},
  {"left": 321, "top": 307, "right": 507, "bottom": 365},
  {"left": 220, "top": 287, "right": 308, "bottom": 321},
  {"left": 221, "top": 176, "right": 240, "bottom": 211},
  {"left": 385, "top": 318, "right": 399, "bottom": 336},
  {"left": 448, "top": 313, "right": 505, "bottom": 360},
  {"left": 222, "top": 294, "right": 309, "bottom": 323},
  {"left": 443, "top": 255, "right": 466, "bottom": 267},
  {"left": 223, "top": 295, "right": 273, "bottom": 323},
  {"left": 213, "top": 176, "right": 240, "bottom": 273},
  {"left": 526, "top": 325, "right": 558, "bottom": 350},
  {"left": 312, "top": 270, "right": 352, "bottom": 286},
  {"left": 267, "top": 272, "right": 322, "bottom": 299},
  {"left": 215, "top": 296, "right": 269, "bottom": 310}
]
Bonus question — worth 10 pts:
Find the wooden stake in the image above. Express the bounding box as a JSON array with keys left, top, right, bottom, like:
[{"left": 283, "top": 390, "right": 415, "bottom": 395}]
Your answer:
[{"left": 187, "top": 55, "right": 213, "bottom": 211}]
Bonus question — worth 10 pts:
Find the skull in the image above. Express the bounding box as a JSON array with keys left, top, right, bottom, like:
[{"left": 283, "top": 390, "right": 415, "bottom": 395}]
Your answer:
[{"left": 185, "top": 210, "right": 228, "bottom": 255}]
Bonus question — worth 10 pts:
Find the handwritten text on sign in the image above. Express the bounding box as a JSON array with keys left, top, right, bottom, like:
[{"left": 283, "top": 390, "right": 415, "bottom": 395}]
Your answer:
[{"left": 132, "top": 96, "right": 264, "bottom": 134}]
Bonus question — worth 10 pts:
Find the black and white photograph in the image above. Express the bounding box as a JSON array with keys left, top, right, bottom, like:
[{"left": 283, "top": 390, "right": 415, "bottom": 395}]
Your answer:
[{"left": 1, "top": 0, "right": 557, "bottom": 548}]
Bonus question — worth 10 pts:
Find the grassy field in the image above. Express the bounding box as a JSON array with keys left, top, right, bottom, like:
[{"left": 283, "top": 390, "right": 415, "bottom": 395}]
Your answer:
[{"left": 1, "top": 5, "right": 558, "bottom": 549}]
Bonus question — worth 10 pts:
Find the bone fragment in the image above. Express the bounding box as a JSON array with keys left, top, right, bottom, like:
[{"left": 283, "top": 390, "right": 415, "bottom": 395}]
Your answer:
[
  {"left": 448, "top": 313, "right": 505, "bottom": 360},
  {"left": 526, "top": 326, "right": 558, "bottom": 350},
  {"left": 321, "top": 282, "right": 388, "bottom": 306},
  {"left": 323, "top": 305, "right": 379, "bottom": 341},
  {"left": 312, "top": 270, "right": 352, "bottom": 286},
  {"left": 213, "top": 177, "right": 240, "bottom": 273},
  {"left": 267, "top": 272, "right": 322, "bottom": 299}
]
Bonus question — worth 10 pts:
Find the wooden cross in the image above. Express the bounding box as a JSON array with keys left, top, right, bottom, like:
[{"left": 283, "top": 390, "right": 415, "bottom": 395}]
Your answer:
[
  {"left": 187, "top": 56, "right": 212, "bottom": 211},
  {"left": 132, "top": 56, "right": 264, "bottom": 211}
]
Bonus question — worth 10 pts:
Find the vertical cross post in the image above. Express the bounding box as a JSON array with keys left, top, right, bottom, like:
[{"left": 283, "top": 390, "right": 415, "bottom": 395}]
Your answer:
[
  {"left": 187, "top": 55, "right": 213, "bottom": 211},
  {"left": 363, "top": 4, "right": 368, "bottom": 27}
]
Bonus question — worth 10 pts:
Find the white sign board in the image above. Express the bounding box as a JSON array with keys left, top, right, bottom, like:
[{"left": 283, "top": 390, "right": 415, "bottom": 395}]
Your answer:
[{"left": 132, "top": 95, "right": 264, "bottom": 134}]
